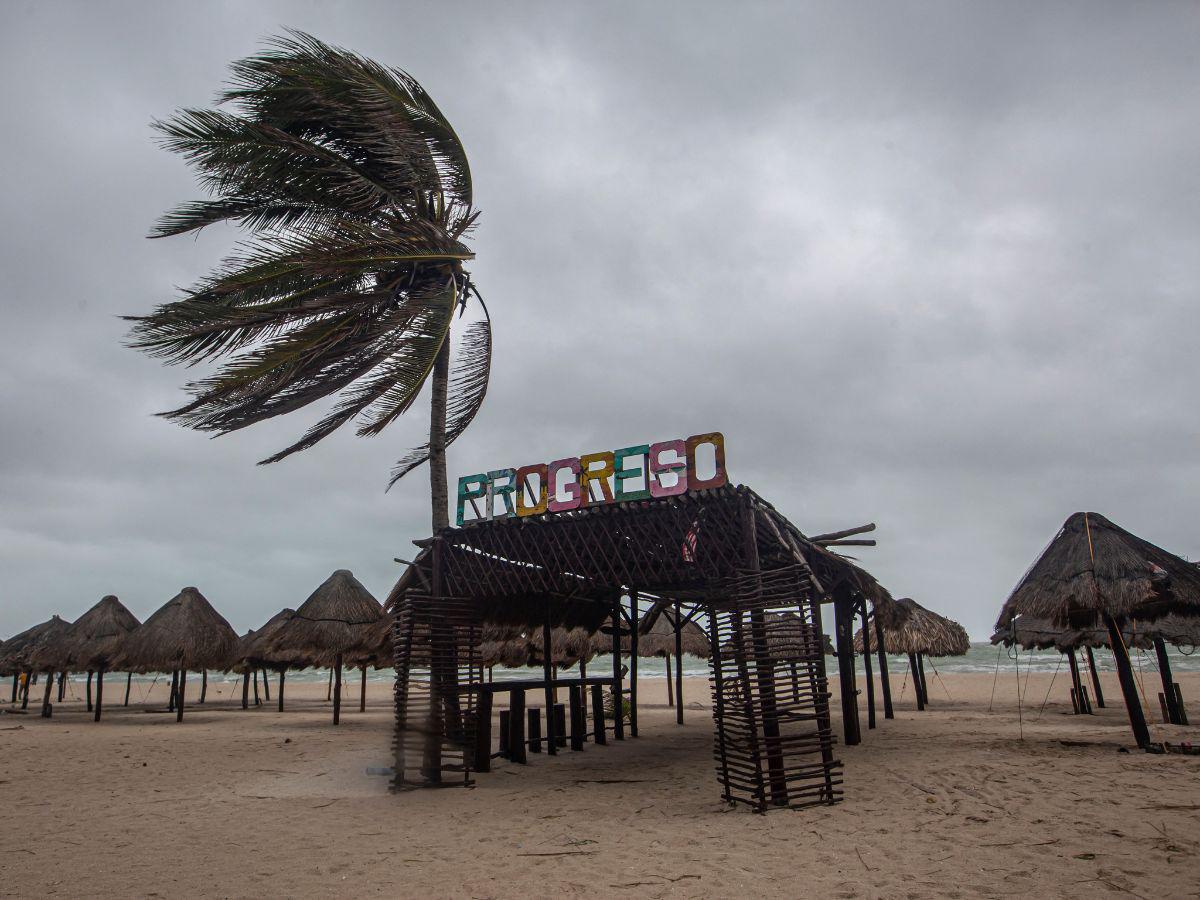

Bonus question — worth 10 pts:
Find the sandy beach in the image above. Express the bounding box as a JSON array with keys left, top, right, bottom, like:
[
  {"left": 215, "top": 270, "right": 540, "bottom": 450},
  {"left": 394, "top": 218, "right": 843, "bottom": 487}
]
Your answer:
[{"left": 2, "top": 671, "right": 1198, "bottom": 898}]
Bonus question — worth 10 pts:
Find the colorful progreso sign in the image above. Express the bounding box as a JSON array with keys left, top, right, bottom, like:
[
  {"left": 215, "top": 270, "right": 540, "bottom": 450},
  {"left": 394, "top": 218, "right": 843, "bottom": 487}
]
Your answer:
[{"left": 456, "top": 432, "right": 727, "bottom": 526}]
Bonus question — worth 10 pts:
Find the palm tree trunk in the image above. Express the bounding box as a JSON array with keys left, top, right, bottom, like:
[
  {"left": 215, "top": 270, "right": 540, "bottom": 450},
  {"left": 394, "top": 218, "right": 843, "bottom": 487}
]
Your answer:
[{"left": 429, "top": 338, "right": 451, "bottom": 532}]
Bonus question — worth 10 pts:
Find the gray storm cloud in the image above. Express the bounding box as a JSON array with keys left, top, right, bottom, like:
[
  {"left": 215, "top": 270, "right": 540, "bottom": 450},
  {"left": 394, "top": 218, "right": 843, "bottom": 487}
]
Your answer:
[{"left": 1, "top": 2, "right": 1197, "bottom": 638}]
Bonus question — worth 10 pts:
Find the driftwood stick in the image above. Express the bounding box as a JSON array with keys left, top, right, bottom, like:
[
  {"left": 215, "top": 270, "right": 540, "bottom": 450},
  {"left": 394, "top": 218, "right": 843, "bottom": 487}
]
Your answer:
[{"left": 809, "top": 523, "right": 876, "bottom": 544}]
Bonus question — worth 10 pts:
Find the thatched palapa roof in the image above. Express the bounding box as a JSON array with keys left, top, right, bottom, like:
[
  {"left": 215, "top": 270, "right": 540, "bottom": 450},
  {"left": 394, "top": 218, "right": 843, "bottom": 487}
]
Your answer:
[
  {"left": 992, "top": 612, "right": 1200, "bottom": 654},
  {"left": 482, "top": 626, "right": 596, "bottom": 669},
  {"left": 996, "top": 512, "right": 1200, "bottom": 629},
  {"left": 116, "top": 587, "right": 239, "bottom": 672},
  {"left": 266, "top": 570, "right": 383, "bottom": 666},
  {"left": 634, "top": 605, "right": 711, "bottom": 658},
  {"left": 234, "top": 608, "right": 301, "bottom": 672},
  {"left": 0, "top": 616, "right": 73, "bottom": 674},
  {"left": 854, "top": 598, "right": 969, "bottom": 657},
  {"left": 30, "top": 596, "right": 140, "bottom": 672}
]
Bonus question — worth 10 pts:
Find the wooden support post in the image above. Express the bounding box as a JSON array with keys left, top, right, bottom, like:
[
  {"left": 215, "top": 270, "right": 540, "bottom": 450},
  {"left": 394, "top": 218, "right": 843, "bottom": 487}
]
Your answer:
[
  {"left": 674, "top": 599, "right": 684, "bottom": 725},
  {"left": 591, "top": 683, "right": 606, "bottom": 745},
  {"left": 569, "top": 684, "right": 585, "bottom": 750},
  {"left": 242, "top": 673, "right": 249, "bottom": 710},
  {"left": 1066, "top": 651, "right": 1087, "bottom": 715},
  {"left": 498, "top": 711, "right": 511, "bottom": 758},
  {"left": 199, "top": 670, "right": 207, "bottom": 704},
  {"left": 665, "top": 655, "right": 674, "bottom": 707},
  {"left": 917, "top": 654, "right": 930, "bottom": 707},
  {"left": 332, "top": 655, "right": 343, "bottom": 725},
  {"left": 528, "top": 706, "right": 542, "bottom": 752},
  {"left": 542, "top": 612, "right": 557, "bottom": 756},
  {"left": 1154, "top": 637, "right": 1182, "bottom": 725},
  {"left": 278, "top": 670, "right": 286, "bottom": 712},
  {"left": 554, "top": 704, "right": 567, "bottom": 748},
  {"left": 169, "top": 669, "right": 178, "bottom": 712},
  {"left": 360, "top": 666, "right": 367, "bottom": 713},
  {"left": 834, "top": 594, "right": 861, "bottom": 744},
  {"left": 509, "top": 690, "right": 527, "bottom": 764},
  {"left": 579, "top": 658, "right": 588, "bottom": 721},
  {"left": 474, "top": 690, "right": 493, "bottom": 773},
  {"left": 908, "top": 654, "right": 925, "bottom": 710},
  {"left": 707, "top": 602, "right": 731, "bottom": 803},
  {"left": 176, "top": 669, "right": 186, "bottom": 722},
  {"left": 1106, "top": 616, "right": 1150, "bottom": 749},
  {"left": 1173, "top": 683, "right": 1188, "bottom": 725},
  {"left": 261, "top": 668, "right": 270, "bottom": 702},
  {"left": 859, "top": 598, "right": 876, "bottom": 730},
  {"left": 123, "top": 672, "right": 131, "bottom": 707},
  {"left": 1085, "top": 646, "right": 1105, "bottom": 708},
  {"left": 58, "top": 672, "right": 66, "bottom": 703},
  {"left": 40, "top": 670, "right": 54, "bottom": 718},
  {"left": 611, "top": 597, "right": 624, "bottom": 741},
  {"left": 86, "top": 670, "right": 93, "bottom": 712},
  {"left": 629, "top": 591, "right": 639, "bottom": 737},
  {"left": 94, "top": 669, "right": 104, "bottom": 722},
  {"left": 420, "top": 538, "right": 445, "bottom": 783},
  {"left": 874, "top": 611, "right": 894, "bottom": 719},
  {"left": 252, "top": 669, "right": 260, "bottom": 706},
  {"left": 742, "top": 500, "right": 788, "bottom": 806},
  {"left": 19, "top": 671, "right": 31, "bottom": 710}
]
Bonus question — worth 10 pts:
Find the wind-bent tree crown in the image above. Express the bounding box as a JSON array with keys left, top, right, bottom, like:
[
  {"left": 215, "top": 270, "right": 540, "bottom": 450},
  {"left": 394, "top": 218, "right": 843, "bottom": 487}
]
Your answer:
[{"left": 126, "top": 31, "right": 490, "bottom": 488}]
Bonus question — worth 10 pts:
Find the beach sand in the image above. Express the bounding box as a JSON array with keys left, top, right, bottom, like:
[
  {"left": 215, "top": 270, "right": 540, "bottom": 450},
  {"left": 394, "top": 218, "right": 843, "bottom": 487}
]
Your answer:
[{"left": 2, "top": 669, "right": 1199, "bottom": 898}]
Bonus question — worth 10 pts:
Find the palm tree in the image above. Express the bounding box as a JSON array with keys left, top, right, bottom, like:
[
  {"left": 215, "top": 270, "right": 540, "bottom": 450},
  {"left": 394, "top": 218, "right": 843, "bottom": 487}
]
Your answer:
[{"left": 126, "top": 31, "right": 490, "bottom": 530}]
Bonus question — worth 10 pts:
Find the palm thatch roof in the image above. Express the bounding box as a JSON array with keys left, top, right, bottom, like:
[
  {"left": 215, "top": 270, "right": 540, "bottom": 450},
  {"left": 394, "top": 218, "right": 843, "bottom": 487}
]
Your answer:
[
  {"left": 1132, "top": 614, "right": 1200, "bottom": 651},
  {"left": 265, "top": 570, "right": 383, "bottom": 666},
  {"left": 233, "top": 608, "right": 302, "bottom": 671},
  {"left": 994, "top": 612, "right": 1200, "bottom": 654},
  {"left": 996, "top": 512, "right": 1200, "bottom": 630},
  {"left": 0, "top": 616, "right": 73, "bottom": 674},
  {"left": 854, "top": 598, "right": 970, "bottom": 657},
  {"left": 716, "top": 611, "right": 832, "bottom": 659},
  {"left": 30, "top": 596, "right": 140, "bottom": 672},
  {"left": 480, "top": 626, "right": 596, "bottom": 669},
  {"left": 989, "top": 615, "right": 1064, "bottom": 651},
  {"left": 115, "top": 587, "right": 239, "bottom": 672},
  {"left": 632, "top": 605, "right": 711, "bottom": 658}
]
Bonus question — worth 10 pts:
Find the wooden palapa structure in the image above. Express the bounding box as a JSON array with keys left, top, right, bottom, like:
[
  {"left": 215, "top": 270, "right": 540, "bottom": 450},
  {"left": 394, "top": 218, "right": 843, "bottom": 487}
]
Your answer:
[
  {"left": 30, "top": 596, "right": 139, "bottom": 720},
  {"left": 995, "top": 512, "right": 1200, "bottom": 748},
  {"left": 389, "top": 484, "right": 893, "bottom": 812},
  {"left": 265, "top": 570, "right": 383, "bottom": 724},
  {"left": 853, "top": 598, "right": 969, "bottom": 711},
  {"left": 116, "top": 587, "right": 238, "bottom": 722}
]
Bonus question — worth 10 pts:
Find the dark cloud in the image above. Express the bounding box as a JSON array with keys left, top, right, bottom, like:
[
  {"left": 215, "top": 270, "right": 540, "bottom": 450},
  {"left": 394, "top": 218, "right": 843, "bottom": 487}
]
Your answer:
[{"left": 1, "top": 2, "right": 1197, "bottom": 638}]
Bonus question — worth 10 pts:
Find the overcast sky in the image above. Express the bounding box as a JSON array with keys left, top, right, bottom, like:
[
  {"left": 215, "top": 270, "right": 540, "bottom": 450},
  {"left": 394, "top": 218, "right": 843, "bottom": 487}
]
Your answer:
[{"left": 1, "top": 2, "right": 1197, "bottom": 640}]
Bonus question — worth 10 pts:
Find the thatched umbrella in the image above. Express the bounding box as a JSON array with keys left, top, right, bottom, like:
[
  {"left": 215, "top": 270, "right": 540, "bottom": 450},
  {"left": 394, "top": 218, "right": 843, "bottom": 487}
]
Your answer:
[
  {"left": 0, "top": 616, "right": 72, "bottom": 711},
  {"left": 116, "top": 587, "right": 238, "bottom": 722},
  {"left": 854, "top": 598, "right": 968, "bottom": 710},
  {"left": 265, "top": 570, "right": 383, "bottom": 724},
  {"left": 233, "top": 609, "right": 301, "bottom": 711},
  {"left": 996, "top": 512, "right": 1200, "bottom": 747},
  {"left": 30, "top": 596, "right": 140, "bottom": 720},
  {"left": 629, "top": 605, "right": 709, "bottom": 719}
]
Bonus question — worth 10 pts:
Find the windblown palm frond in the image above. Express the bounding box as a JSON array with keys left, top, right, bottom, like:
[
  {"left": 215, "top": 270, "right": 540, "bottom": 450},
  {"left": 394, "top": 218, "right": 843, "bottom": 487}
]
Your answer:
[
  {"left": 388, "top": 313, "right": 491, "bottom": 488},
  {"left": 125, "top": 30, "right": 488, "bottom": 485}
]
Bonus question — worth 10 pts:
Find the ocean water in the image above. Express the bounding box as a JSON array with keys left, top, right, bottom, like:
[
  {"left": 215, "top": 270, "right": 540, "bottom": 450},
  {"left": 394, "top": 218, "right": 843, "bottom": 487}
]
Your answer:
[{"left": 58, "top": 641, "right": 1199, "bottom": 689}]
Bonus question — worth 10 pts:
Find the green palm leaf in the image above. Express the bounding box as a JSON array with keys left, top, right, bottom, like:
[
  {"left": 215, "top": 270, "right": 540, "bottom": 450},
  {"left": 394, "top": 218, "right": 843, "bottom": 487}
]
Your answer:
[{"left": 387, "top": 313, "right": 492, "bottom": 489}]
